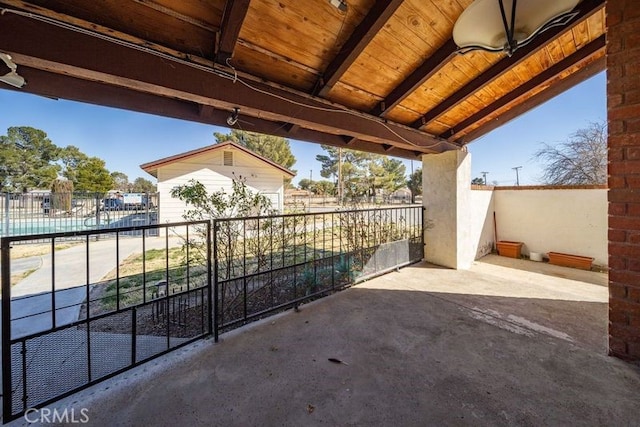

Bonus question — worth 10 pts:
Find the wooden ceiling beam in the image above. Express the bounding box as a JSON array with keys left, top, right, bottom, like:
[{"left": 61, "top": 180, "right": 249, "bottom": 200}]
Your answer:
[
  {"left": 460, "top": 55, "right": 605, "bottom": 143},
  {"left": 216, "top": 0, "right": 251, "bottom": 64},
  {"left": 0, "top": 11, "right": 454, "bottom": 153},
  {"left": 441, "top": 36, "right": 606, "bottom": 141},
  {"left": 411, "top": 0, "right": 604, "bottom": 129},
  {"left": 198, "top": 104, "right": 216, "bottom": 117},
  {"left": 5, "top": 66, "right": 427, "bottom": 160},
  {"left": 342, "top": 136, "right": 358, "bottom": 145},
  {"left": 132, "top": 0, "right": 218, "bottom": 32},
  {"left": 315, "top": 0, "right": 405, "bottom": 97},
  {"left": 284, "top": 123, "right": 300, "bottom": 134},
  {"left": 371, "top": 39, "right": 457, "bottom": 117}
]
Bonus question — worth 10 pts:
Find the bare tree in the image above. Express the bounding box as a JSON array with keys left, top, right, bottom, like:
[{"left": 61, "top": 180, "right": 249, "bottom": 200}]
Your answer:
[{"left": 534, "top": 121, "right": 607, "bottom": 185}]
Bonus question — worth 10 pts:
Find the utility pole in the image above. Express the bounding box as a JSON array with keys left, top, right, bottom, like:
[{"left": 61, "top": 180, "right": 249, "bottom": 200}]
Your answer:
[
  {"left": 512, "top": 166, "right": 522, "bottom": 186},
  {"left": 481, "top": 171, "right": 489, "bottom": 185},
  {"left": 308, "top": 169, "right": 312, "bottom": 212}
]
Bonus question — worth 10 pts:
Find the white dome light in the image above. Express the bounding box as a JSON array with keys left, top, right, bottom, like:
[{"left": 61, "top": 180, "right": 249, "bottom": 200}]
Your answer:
[{"left": 453, "top": 0, "right": 580, "bottom": 56}]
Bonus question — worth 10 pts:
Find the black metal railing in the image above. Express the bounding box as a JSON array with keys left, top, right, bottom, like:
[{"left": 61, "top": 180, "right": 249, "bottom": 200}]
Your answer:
[
  {"left": 1, "top": 205, "right": 423, "bottom": 422},
  {"left": 1, "top": 221, "right": 212, "bottom": 422},
  {"left": 213, "top": 206, "right": 423, "bottom": 330}
]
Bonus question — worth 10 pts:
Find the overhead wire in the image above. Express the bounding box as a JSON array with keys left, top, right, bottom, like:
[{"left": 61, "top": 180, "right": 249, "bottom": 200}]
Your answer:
[{"left": 1, "top": 7, "right": 451, "bottom": 151}]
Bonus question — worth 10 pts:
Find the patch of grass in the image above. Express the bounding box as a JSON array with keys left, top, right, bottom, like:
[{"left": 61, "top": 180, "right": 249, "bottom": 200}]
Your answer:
[
  {"left": 10, "top": 242, "right": 81, "bottom": 259},
  {"left": 10, "top": 268, "right": 36, "bottom": 286},
  {"left": 95, "top": 246, "right": 208, "bottom": 311},
  {"left": 103, "top": 247, "right": 187, "bottom": 280},
  {"left": 96, "top": 266, "right": 208, "bottom": 311}
]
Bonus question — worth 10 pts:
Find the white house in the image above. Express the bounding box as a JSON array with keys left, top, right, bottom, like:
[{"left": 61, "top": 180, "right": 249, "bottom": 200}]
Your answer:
[{"left": 140, "top": 141, "right": 295, "bottom": 223}]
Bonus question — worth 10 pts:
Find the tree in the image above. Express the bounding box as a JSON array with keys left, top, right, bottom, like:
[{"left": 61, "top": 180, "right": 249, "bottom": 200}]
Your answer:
[
  {"left": 111, "top": 171, "right": 130, "bottom": 192},
  {"left": 75, "top": 157, "right": 114, "bottom": 192},
  {"left": 407, "top": 168, "right": 422, "bottom": 203},
  {"left": 131, "top": 177, "right": 157, "bottom": 193},
  {"left": 370, "top": 157, "right": 406, "bottom": 196},
  {"left": 59, "top": 145, "right": 88, "bottom": 184},
  {"left": 316, "top": 146, "right": 374, "bottom": 200},
  {"left": 534, "top": 121, "right": 607, "bottom": 185},
  {"left": 214, "top": 130, "right": 296, "bottom": 171},
  {"left": 314, "top": 180, "right": 335, "bottom": 196},
  {"left": 298, "top": 178, "right": 314, "bottom": 191},
  {"left": 471, "top": 177, "right": 485, "bottom": 185},
  {"left": 0, "top": 126, "right": 60, "bottom": 192},
  {"left": 51, "top": 178, "right": 74, "bottom": 212}
]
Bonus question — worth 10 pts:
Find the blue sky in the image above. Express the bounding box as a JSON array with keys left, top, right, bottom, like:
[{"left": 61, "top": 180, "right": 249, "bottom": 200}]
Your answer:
[{"left": 0, "top": 72, "right": 605, "bottom": 186}]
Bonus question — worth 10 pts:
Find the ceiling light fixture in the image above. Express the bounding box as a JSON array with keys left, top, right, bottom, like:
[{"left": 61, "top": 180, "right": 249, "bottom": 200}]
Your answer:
[
  {"left": 0, "top": 52, "right": 26, "bottom": 88},
  {"left": 453, "top": 0, "right": 580, "bottom": 56},
  {"left": 329, "top": 0, "right": 347, "bottom": 13}
]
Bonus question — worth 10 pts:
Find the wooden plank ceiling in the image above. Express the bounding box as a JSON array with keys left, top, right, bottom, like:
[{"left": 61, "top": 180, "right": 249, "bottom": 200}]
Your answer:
[{"left": 0, "top": 0, "right": 606, "bottom": 159}]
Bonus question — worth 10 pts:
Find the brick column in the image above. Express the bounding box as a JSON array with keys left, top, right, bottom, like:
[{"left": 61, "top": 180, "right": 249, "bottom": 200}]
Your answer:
[{"left": 607, "top": 0, "right": 640, "bottom": 360}]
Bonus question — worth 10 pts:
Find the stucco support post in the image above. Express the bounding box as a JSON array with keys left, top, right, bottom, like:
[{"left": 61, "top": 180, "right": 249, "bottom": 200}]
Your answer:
[{"left": 422, "top": 150, "right": 474, "bottom": 269}]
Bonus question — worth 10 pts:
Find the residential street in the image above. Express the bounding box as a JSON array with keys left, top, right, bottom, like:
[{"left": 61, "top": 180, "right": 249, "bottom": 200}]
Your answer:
[{"left": 2, "top": 235, "right": 184, "bottom": 338}]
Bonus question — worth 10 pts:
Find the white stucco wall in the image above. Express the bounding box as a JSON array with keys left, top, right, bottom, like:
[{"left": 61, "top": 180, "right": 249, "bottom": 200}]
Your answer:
[
  {"left": 156, "top": 148, "right": 286, "bottom": 224},
  {"left": 493, "top": 188, "right": 607, "bottom": 266},
  {"left": 469, "top": 189, "right": 495, "bottom": 260}
]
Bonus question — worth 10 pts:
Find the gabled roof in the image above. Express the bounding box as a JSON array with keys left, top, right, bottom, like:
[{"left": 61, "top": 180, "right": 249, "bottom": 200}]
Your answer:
[{"left": 140, "top": 141, "right": 296, "bottom": 179}]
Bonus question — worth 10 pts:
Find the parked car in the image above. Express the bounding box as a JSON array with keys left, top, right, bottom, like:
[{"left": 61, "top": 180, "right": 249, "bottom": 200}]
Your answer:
[
  {"left": 123, "top": 195, "right": 155, "bottom": 210},
  {"left": 100, "top": 198, "right": 124, "bottom": 211}
]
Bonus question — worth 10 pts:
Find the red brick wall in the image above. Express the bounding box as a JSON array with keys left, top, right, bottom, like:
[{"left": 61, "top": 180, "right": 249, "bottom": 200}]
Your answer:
[{"left": 607, "top": 0, "right": 640, "bottom": 360}]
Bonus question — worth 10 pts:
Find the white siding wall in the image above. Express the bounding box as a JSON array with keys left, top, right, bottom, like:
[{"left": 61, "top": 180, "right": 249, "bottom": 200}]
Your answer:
[{"left": 156, "top": 148, "right": 286, "bottom": 224}]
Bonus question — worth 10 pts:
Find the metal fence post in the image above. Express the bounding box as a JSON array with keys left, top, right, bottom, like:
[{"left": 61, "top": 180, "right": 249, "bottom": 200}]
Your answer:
[
  {"left": 210, "top": 221, "right": 217, "bottom": 342},
  {"left": 95, "top": 193, "right": 101, "bottom": 239},
  {"left": 2, "top": 237, "right": 13, "bottom": 418},
  {"left": 421, "top": 206, "right": 426, "bottom": 252},
  {"left": 145, "top": 192, "right": 150, "bottom": 226},
  {"left": 3, "top": 192, "right": 9, "bottom": 237}
]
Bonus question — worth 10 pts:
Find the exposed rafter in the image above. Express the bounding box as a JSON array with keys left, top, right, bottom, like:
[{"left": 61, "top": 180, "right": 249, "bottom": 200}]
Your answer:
[
  {"left": 315, "top": 0, "right": 404, "bottom": 97},
  {"left": 0, "top": 0, "right": 607, "bottom": 163},
  {"left": 132, "top": 0, "right": 217, "bottom": 32},
  {"left": 284, "top": 123, "right": 300, "bottom": 134},
  {"left": 442, "top": 36, "right": 606, "bottom": 141},
  {"left": 371, "top": 39, "right": 457, "bottom": 117},
  {"left": 4, "top": 66, "right": 427, "bottom": 160},
  {"left": 411, "top": 0, "right": 604, "bottom": 129},
  {"left": 0, "top": 10, "right": 454, "bottom": 154},
  {"left": 341, "top": 136, "right": 358, "bottom": 145},
  {"left": 460, "top": 55, "right": 606, "bottom": 143},
  {"left": 216, "top": 0, "right": 251, "bottom": 64}
]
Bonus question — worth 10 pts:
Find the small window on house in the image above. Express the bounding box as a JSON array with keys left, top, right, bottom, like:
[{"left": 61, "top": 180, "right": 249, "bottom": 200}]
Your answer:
[{"left": 223, "top": 151, "right": 233, "bottom": 166}]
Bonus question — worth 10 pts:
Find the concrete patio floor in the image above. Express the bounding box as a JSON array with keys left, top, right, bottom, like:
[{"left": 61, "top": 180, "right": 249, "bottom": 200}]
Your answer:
[{"left": 26, "top": 255, "right": 640, "bottom": 426}]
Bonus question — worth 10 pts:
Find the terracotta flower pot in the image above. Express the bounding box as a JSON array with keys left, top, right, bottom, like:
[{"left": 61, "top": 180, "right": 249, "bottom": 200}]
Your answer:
[
  {"left": 548, "top": 252, "right": 594, "bottom": 270},
  {"left": 496, "top": 241, "right": 523, "bottom": 258}
]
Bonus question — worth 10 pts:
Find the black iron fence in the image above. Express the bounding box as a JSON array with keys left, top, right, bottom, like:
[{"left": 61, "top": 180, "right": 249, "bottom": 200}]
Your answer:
[
  {"left": 1, "top": 205, "right": 423, "bottom": 422},
  {"left": 1, "top": 221, "right": 212, "bottom": 422},
  {"left": 213, "top": 206, "right": 423, "bottom": 330},
  {"left": 0, "top": 192, "right": 159, "bottom": 239}
]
